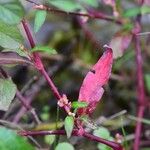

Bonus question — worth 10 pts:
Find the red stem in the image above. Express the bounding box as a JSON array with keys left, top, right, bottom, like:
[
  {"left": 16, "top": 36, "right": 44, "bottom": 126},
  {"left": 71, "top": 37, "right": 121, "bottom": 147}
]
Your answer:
[
  {"left": 21, "top": 19, "right": 61, "bottom": 100},
  {"left": 20, "top": 129, "right": 122, "bottom": 150},
  {"left": 133, "top": 0, "right": 147, "bottom": 147},
  {"left": 133, "top": 106, "right": 145, "bottom": 150}
]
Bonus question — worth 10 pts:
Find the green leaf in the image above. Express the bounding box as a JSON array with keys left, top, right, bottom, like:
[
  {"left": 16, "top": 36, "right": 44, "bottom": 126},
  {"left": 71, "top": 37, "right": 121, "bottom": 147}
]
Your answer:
[
  {"left": 0, "top": 0, "right": 24, "bottom": 25},
  {"left": 34, "top": 10, "right": 47, "bottom": 33},
  {"left": 123, "top": 7, "right": 141, "bottom": 17},
  {"left": 48, "top": 0, "right": 83, "bottom": 12},
  {"left": 0, "top": 127, "right": 34, "bottom": 150},
  {"left": 79, "top": 0, "right": 99, "bottom": 8},
  {"left": 0, "top": 78, "right": 17, "bottom": 111},
  {"left": 0, "top": 21, "right": 23, "bottom": 49},
  {"left": 64, "top": 116, "right": 74, "bottom": 138},
  {"left": 31, "top": 45, "right": 57, "bottom": 54},
  {"left": 93, "top": 127, "right": 110, "bottom": 139},
  {"left": 141, "top": 5, "right": 150, "bottom": 14},
  {"left": 72, "top": 101, "right": 88, "bottom": 109},
  {"left": 56, "top": 142, "right": 74, "bottom": 150},
  {"left": 44, "top": 135, "right": 55, "bottom": 145},
  {"left": 145, "top": 74, "right": 150, "bottom": 94}
]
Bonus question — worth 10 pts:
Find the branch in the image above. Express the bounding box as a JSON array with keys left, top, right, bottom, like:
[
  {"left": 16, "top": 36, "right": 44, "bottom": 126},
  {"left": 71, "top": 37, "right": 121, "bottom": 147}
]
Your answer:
[
  {"left": 26, "top": 0, "right": 123, "bottom": 25},
  {"left": 133, "top": 1, "right": 147, "bottom": 149},
  {"left": 21, "top": 19, "right": 74, "bottom": 115},
  {"left": 19, "top": 129, "right": 123, "bottom": 150},
  {"left": 15, "top": 90, "right": 41, "bottom": 124},
  {"left": 21, "top": 19, "right": 61, "bottom": 100}
]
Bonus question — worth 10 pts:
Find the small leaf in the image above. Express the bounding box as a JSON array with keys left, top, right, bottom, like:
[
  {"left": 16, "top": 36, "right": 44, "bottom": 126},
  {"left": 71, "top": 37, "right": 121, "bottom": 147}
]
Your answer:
[
  {"left": 64, "top": 116, "right": 74, "bottom": 138},
  {"left": 123, "top": 7, "right": 141, "bottom": 18},
  {"left": 0, "top": 20, "right": 23, "bottom": 49},
  {"left": 141, "top": 5, "right": 150, "bottom": 14},
  {"left": 78, "top": 45, "right": 113, "bottom": 115},
  {"left": 44, "top": 135, "right": 55, "bottom": 145},
  {"left": 0, "top": 52, "right": 33, "bottom": 66},
  {"left": 0, "top": 1, "right": 24, "bottom": 25},
  {"left": 0, "top": 78, "right": 17, "bottom": 111},
  {"left": 56, "top": 142, "right": 74, "bottom": 150},
  {"left": 48, "top": 0, "right": 83, "bottom": 12},
  {"left": 34, "top": 10, "right": 47, "bottom": 33},
  {"left": 31, "top": 45, "right": 57, "bottom": 55},
  {"left": 72, "top": 101, "right": 88, "bottom": 109},
  {"left": 0, "top": 127, "right": 34, "bottom": 150},
  {"left": 93, "top": 127, "right": 110, "bottom": 139},
  {"left": 145, "top": 74, "right": 150, "bottom": 94}
]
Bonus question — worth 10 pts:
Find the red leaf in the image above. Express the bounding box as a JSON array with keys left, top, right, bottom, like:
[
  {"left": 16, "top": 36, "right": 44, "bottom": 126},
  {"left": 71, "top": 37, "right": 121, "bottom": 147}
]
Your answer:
[{"left": 78, "top": 45, "right": 113, "bottom": 115}]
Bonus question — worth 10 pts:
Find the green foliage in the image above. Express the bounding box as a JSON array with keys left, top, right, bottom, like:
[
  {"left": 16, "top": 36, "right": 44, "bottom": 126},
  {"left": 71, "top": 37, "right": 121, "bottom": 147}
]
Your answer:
[
  {"left": 55, "top": 142, "right": 74, "bottom": 150},
  {"left": 0, "top": 0, "right": 24, "bottom": 25},
  {"left": 0, "top": 78, "right": 17, "bottom": 111},
  {"left": 0, "top": 127, "right": 34, "bottom": 150},
  {"left": 93, "top": 127, "right": 113, "bottom": 150},
  {"left": 0, "top": 21, "right": 23, "bottom": 49},
  {"left": 123, "top": 5, "right": 150, "bottom": 18},
  {"left": 48, "top": 0, "right": 83, "bottom": 11},
  {"left": 141, "top": 5, "right": 150, "bottom": 14},
  {"left": 31, "top": 45, "right": 57, "bottom": 55},
  {"left": 44, "top": 135, "right": 55, "bottom": 145},
  {"left": 145, "top": 74, "right": 150, "bottom": 94},
  {"left": 34, "top": 10, "right": 47, "bottom": 33},
  {"left": 93, "top": 127, "right": 110, "bottom": 139},
  {"left": 123, "top": 7, "right": 141, "bottom": 17},
  {"left": 71, "top": 101, "right": 88, "bottom": 109},
  {"left": 64, "top": 116, "right": 74, "bottom": 138}
]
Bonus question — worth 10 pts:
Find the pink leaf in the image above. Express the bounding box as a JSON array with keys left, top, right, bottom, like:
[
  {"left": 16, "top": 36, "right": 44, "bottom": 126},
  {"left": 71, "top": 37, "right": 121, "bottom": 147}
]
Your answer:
[{"left": 78, "top": 45, "right": 113, "bottom": 115}]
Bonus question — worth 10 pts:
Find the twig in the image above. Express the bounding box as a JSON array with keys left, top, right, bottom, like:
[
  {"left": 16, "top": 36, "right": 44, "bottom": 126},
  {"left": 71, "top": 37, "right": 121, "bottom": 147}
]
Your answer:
[
  {"left": 25, "top": 0, "right": 123, "bottom": 25},
  {"left": 19, "top": 129, "right": 123, "bottom": 150},
  {"left": 15, "top": 90, "right": 41, "bottom": 124}
]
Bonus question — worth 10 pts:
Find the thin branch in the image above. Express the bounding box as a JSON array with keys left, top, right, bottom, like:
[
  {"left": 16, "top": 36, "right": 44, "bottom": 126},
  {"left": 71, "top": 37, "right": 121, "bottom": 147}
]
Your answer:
[
  {"left": 19, "top": 129, "right": 123, "bottom": 150},
  {"left": 21, "top": 19, "right": 61, "bottom": 100},
  {"left": 15, "top": 90, "right": 41, "bottom": 124},
  {"left": 26, "top": 0, "right": 123, "bottom": 25}
]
